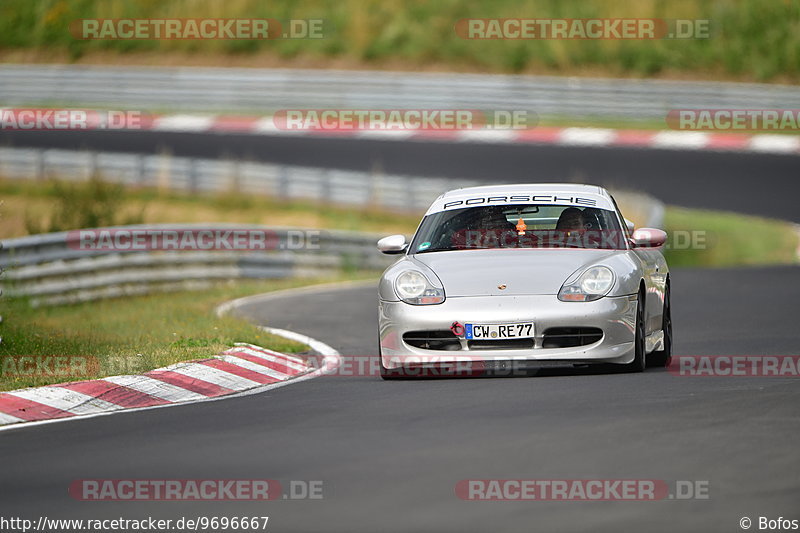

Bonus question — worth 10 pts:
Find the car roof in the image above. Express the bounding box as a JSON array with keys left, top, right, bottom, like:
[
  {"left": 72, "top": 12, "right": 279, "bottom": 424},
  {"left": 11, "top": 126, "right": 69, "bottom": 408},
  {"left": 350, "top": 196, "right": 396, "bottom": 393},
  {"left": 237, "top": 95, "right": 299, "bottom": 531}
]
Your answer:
[{"left": 425, "top": 183, "right": 616, "bottom": 214}]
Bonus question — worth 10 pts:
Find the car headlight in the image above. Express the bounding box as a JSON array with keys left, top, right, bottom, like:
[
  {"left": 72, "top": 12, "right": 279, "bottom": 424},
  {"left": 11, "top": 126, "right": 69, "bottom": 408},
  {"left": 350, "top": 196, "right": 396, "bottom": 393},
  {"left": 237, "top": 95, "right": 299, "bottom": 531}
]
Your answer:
[
  {"left": 395, "top": 270, "right": 445, "bottom": 305},
  {"left": 558, "top": 266, "right": 615, "bottom": 302}
]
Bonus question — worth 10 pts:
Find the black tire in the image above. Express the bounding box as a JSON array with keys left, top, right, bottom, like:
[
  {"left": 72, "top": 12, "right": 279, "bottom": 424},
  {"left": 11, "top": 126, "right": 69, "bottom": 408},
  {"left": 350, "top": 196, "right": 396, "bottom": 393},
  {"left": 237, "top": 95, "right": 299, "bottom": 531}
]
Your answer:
[
  {"left": 647, "top": 281, "right": 672, "bottom": 368},
  {"left": 622, "top": 289, "right": 646, "bottom": 373}
]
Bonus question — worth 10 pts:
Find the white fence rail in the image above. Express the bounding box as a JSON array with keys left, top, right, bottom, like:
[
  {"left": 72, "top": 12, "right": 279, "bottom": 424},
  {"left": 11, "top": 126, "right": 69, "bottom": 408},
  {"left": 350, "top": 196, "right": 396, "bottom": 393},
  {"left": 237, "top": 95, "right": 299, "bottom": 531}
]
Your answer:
[
  {"left": 0, "top": 147, "right": 459, "bottom": 212},
  {"left": 0, "top": 225, "right": 393, "bottom": 306},
  {"left": 0, "top": 147, "right": 664, "bottom": 224},
  {"left": 2, "top": 65, "right": 799, "bottom": 118}
]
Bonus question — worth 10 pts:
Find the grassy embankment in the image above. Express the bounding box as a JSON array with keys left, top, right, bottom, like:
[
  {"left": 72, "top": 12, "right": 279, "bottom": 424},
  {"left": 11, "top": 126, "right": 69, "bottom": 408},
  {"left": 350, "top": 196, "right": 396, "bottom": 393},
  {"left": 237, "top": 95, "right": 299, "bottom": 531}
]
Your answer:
[
  {"left": 0, "top": 0, "right": 797, "bottom": 84},
  {"left": 0, "top": 277, "right": 361, "bottom": 391},
  {"left": 0, "top": 178, "right": 396, "bottom": 391}
]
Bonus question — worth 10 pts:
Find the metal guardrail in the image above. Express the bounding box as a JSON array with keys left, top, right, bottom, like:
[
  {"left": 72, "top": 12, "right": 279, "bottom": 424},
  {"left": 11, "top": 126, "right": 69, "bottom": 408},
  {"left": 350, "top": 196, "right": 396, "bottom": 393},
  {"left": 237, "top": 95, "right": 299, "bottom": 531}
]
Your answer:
[
  {"left": 0, "top": 147, "right": 664, "bottom": 228},
  {"left": 0, "top": 225, "right": 393, "bottom": 306},
  {"left": 1, "top": 65, "right": 798, "bottom": 118},
  {"left": 0, "top": 147, "right": 461, "bottom": 213},
  {"left": 0, "top": 208, "right": 664, "bottom": 307}
]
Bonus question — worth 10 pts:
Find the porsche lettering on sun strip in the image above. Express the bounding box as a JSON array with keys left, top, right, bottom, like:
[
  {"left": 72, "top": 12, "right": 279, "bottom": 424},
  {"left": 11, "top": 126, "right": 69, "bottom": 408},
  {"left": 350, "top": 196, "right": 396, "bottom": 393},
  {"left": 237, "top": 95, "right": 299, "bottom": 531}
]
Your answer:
[{"left": 442, "top": 194, "right": 597, "bottom": 210}]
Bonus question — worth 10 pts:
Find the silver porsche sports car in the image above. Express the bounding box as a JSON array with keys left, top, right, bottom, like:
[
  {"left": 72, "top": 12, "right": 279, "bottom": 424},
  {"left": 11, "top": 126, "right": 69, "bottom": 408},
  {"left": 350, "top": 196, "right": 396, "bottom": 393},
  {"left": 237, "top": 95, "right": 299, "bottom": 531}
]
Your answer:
[{"left": 376, "top": 184, "right": 671, "bottom": 379}]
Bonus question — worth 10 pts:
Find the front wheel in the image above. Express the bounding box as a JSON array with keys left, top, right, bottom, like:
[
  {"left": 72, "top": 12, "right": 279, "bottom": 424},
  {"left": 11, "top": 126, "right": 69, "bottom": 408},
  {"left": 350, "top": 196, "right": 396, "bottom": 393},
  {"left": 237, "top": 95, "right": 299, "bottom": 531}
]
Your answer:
[
  {"left": 647, "top": 281, "right": 672, "bottom": 368},
  {"left": 622, "top": 290, "right": 646, "bottom": 373}
]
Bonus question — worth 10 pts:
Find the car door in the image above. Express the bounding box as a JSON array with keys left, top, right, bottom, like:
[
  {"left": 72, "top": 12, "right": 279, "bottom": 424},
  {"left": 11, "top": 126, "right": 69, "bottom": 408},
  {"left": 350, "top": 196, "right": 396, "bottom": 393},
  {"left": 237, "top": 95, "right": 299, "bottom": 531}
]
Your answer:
[
  {"left": 633, "top": 246, "right": 666, "bottom": 335},
  {"left": 610, "top": 195, "right": 666, "bottom": 336}
]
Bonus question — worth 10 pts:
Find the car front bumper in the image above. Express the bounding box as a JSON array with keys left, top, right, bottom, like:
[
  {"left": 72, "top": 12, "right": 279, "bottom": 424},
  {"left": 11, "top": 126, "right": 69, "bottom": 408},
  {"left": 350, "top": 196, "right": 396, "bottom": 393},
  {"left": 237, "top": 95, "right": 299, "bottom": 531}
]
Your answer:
[{"left": 379, "top": 294, "right": 638, "bottom": 368}]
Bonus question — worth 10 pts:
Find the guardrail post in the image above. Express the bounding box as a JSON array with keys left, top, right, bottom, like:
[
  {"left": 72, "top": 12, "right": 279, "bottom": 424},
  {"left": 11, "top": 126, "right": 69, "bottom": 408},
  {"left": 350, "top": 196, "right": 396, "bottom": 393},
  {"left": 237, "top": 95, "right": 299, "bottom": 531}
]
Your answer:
[
  {"left": 189, "top": 158, "right": 198, "bottom": 193},
  {"left": 278, "top": 165, "right": 289, "bottom": 199},
  {"left": 369, "top": 159, "right": 383, "bottom": 205},
  {"left": 35, "top": 149, "right": 45, "bottom": 181},
  {"left": 366, "top": 171, "right": 376, "bottom": 205},
  {"left": 87, "top": 150, "right": 98, "bottom": 179},
  {"left": 157, "top": 149, "right": 172, "bottom": 193},
  {"left": 322, "top": 169, "right": 332, "bottom": 201},
  {"left": 137, "top": 154, "right": 147, "bottom": 186},
  {"left": 229, "top": 160, "right": 240, "bottom": 194}
]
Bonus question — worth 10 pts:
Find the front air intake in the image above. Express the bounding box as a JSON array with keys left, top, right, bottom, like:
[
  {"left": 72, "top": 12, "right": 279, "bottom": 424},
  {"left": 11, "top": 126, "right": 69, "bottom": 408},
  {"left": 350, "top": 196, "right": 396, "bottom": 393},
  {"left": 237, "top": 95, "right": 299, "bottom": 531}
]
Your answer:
[
  {"left": 402, "top": 330, "right": 462, "bottom": 350},
  {"left": 542, "top": 327, "right": 603, "bottom": 348}
]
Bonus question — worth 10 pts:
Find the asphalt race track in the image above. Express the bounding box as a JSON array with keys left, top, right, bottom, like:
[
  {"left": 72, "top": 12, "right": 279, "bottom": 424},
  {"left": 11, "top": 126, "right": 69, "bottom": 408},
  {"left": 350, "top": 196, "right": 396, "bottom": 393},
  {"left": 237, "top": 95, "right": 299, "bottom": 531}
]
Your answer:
[
  {"left": 2, "top": 130, "right": 799, "bottom": 531},
  {"left": 1, "top": 266, "right": 799, "bottom": 532},
  {"left": 2, "top": 130, "right": 799, "bottom": 222}
]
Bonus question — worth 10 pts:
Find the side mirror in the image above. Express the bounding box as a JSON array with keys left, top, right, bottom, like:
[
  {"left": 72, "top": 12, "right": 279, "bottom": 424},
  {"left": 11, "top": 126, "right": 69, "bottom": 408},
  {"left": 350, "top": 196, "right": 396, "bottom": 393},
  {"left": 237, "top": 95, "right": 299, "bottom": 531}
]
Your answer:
[
  {"left": 631, "top": 228, "right": 667, "bottom": 248},
  {"left": 624, "top": 218, "right": 635, "bottom": 233},
  {"left": 377, "top": 234, "right": 408, "bottom": 254}
]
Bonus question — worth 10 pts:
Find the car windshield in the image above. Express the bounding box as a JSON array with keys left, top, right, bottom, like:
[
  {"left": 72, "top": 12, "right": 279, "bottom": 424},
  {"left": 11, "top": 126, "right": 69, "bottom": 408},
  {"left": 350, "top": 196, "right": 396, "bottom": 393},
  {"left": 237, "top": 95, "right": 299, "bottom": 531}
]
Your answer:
[{"left": 410, "top": 204, "right": 626, "bottom": 253}]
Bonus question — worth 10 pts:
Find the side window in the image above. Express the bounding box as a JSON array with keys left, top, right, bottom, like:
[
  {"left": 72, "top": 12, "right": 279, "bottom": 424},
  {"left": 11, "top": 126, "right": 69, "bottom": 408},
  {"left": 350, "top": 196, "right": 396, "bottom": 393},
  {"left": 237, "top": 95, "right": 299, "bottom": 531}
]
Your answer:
[{"left": 609, "top": 195, "right": 632, "bottom": 241}]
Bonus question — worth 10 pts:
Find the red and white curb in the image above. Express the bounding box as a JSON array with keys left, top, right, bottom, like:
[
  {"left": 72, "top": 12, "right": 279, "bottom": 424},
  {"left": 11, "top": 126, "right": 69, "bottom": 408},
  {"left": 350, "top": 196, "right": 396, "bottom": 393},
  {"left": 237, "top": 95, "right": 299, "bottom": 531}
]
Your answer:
[
  {"left": 0, "top": 338, "right": 340, "bottom": 431},
  {"left": 144, "top": 114, "right": 800, "bottom": 155}
]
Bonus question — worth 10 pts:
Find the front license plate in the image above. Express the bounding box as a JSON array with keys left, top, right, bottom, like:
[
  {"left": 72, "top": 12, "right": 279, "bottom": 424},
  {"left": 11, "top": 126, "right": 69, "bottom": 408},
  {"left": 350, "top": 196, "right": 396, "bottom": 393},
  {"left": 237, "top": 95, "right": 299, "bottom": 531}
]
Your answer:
[{"left": 465, "top": 322, "right": 534, "bottom": 340}]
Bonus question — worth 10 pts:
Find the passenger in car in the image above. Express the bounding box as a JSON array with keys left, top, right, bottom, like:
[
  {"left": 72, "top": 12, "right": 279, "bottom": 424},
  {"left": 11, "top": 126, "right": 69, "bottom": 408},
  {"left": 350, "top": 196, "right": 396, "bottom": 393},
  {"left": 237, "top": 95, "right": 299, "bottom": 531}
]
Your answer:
[{"left": 555, "top": 207, "right": 585, "bottom": 230}]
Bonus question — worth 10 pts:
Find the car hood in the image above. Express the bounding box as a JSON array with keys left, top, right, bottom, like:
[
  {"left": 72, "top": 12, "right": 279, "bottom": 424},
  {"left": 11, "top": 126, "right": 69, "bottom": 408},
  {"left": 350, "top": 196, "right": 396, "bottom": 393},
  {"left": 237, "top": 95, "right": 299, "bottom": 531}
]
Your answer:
[{"left": 413, "top": 248, "right": 619, "bottom": 297}]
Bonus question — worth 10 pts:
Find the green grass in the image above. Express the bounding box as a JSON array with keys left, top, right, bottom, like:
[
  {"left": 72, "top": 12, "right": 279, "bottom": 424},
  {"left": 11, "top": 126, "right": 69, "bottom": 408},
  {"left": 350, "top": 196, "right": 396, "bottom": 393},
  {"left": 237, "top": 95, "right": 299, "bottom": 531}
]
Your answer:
[
  {"left": 0, "top": 275, "right": 373, "bottom": 391},
  {"left": 0, "top": 0, "right": 798, "bottom": 82},
  {"left": 663, "top": 207, "right": 799, "bottom": 267}
]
